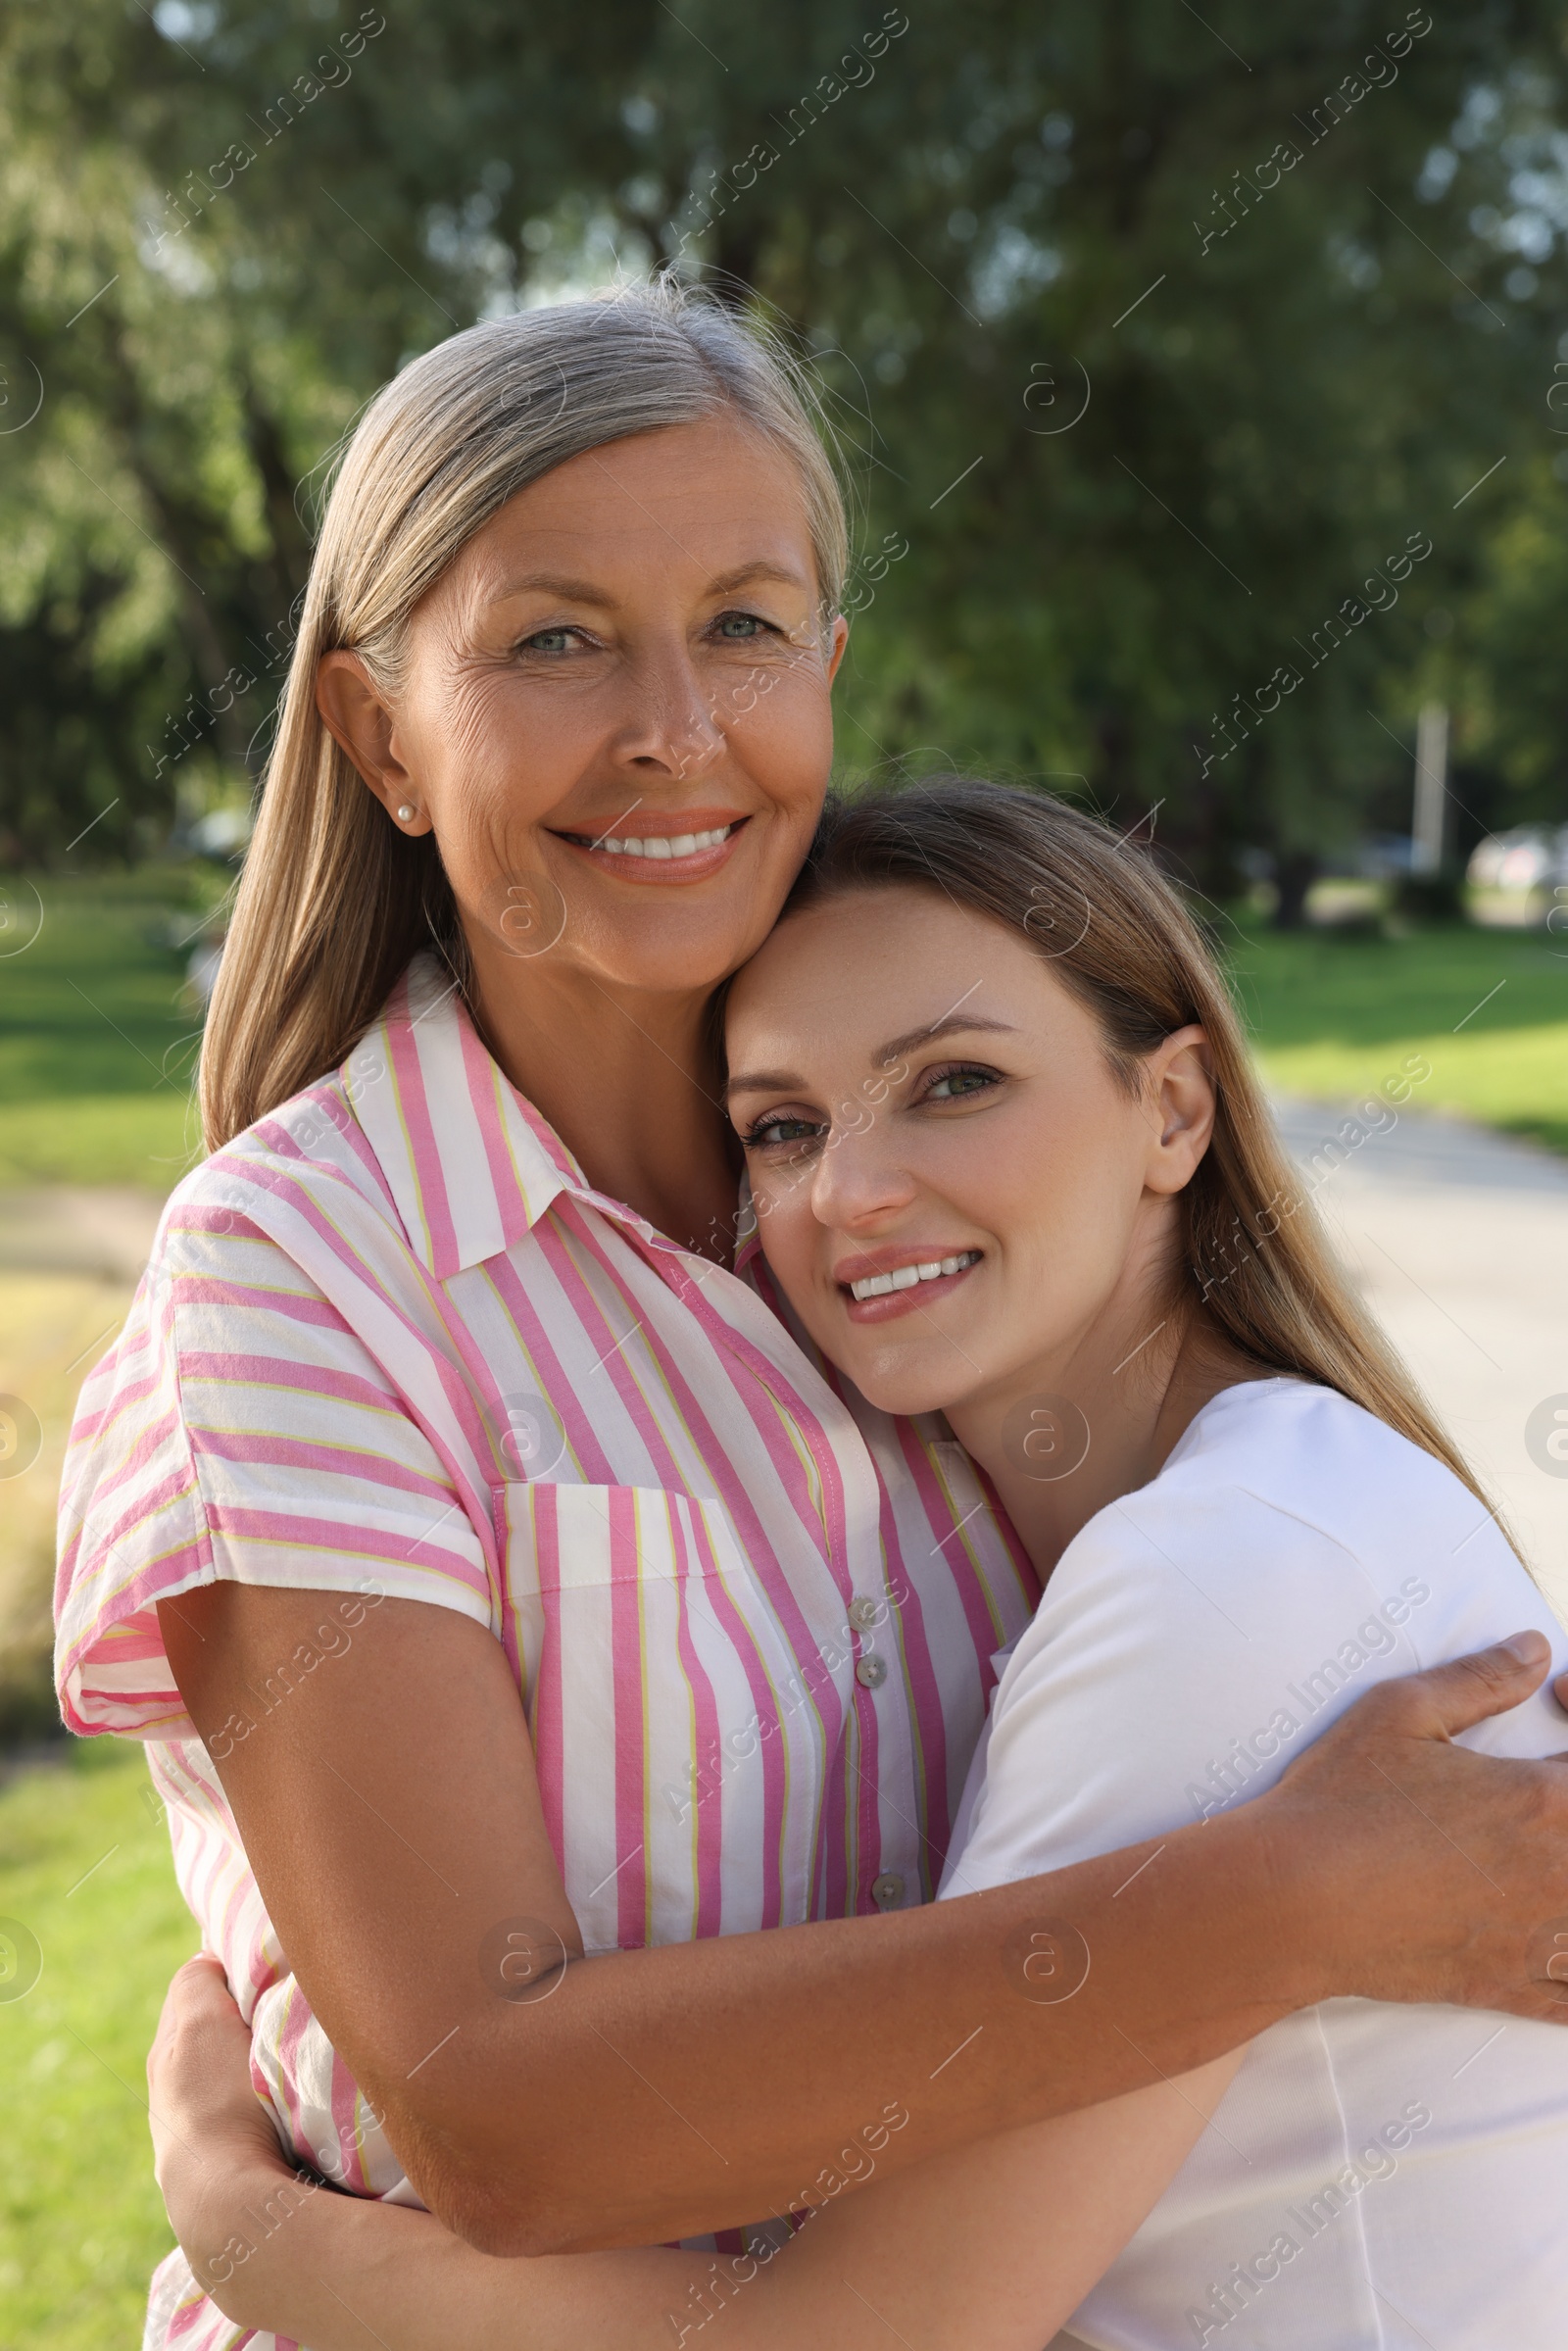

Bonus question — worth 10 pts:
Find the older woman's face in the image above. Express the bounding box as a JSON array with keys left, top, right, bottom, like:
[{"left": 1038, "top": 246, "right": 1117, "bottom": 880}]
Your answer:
[{"left": 319, "top": 416, "right": 847, "bottom": 999}]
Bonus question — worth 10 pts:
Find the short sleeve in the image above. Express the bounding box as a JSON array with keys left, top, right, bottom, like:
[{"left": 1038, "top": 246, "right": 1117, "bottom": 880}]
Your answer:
[
  {"left": 55, "top": 1189, "right": 495, "bottom": 1740},
  {"left": 940, "top": 1439, "right": 1560, "bottom": 1899}
]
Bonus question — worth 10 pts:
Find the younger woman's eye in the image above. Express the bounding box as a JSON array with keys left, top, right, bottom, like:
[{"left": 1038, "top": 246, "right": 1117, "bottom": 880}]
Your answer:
[
  {"left": 923, "top": 1064, "right": 1002, "bottom": 1104},
  {"left": 713, "top": 610, "right": 769, "bottom": 640},
  {"left": 743, "top": 1111, "right": 826, "bottom": 1151}
]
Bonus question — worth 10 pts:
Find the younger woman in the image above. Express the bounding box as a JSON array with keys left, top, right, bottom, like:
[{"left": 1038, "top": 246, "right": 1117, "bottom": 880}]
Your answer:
[{"left": 150, "top": 781, "right": 1568, "bottom": 2349}]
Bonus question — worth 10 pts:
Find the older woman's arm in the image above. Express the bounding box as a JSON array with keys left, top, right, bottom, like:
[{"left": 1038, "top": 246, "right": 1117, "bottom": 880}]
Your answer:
[{"left": 160, "top": 1586, "right": 1568, "bottom": 2260}]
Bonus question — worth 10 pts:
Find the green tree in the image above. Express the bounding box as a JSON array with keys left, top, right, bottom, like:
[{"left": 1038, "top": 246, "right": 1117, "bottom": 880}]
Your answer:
[{"left": 2, "top": 0, "right": 1566, "bottom": 894}]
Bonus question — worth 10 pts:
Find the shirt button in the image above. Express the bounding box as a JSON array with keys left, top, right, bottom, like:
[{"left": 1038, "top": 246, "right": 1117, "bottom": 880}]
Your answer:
[
  {"left": 848, "top": 1593, "right": 879, "bottom": 1631},
  {"left": 855, "top": 1653, "right": 888, "bottom": 1689},
  {"left": 871, "top": 1871, "right": 905, "bottom": 1909}
]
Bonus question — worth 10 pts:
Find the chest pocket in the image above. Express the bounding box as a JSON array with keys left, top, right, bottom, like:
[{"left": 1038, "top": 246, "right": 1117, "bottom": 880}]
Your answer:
[{"left": 494, "top": 1482, "right": 835, "bottom": 1953}]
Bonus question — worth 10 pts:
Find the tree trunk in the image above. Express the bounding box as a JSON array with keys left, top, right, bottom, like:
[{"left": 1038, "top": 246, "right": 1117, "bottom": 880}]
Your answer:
[{"left": 1273, "top": 850, "right": 1318, "bottom": 930}]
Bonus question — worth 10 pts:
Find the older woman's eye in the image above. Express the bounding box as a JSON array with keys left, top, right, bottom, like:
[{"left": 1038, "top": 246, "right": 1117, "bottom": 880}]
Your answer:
[
  {"left": 518, "top": 626, "right": 578, "bottom": 654},
  {"left": 714, "top": 611, "right": 768, "bottom": 640}
]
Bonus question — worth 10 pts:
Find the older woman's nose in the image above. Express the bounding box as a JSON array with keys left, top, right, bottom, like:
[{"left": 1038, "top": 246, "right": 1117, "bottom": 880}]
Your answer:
[{"left": 613, "top": 645, "right": 724, "bottom": 779}]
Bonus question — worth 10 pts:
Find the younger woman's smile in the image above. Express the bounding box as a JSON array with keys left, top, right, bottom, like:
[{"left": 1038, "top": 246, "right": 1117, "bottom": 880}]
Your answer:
[{"left": 838, "top": 1245, "right": 986, "bottom": 1318}]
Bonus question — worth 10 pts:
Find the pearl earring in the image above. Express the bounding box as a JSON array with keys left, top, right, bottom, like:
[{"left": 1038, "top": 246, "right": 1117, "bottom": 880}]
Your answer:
[{"left": 396, "top": 804, "right": 416, "bottom": 823}]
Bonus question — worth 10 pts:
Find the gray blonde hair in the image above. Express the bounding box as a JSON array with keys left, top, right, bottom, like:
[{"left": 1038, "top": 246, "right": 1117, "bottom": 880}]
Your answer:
[{"left": 201, "top": 278, "right": 848, "bottom": 1148}]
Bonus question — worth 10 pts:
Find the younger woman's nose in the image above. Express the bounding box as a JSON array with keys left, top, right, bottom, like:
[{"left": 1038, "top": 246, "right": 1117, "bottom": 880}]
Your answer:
[{"left": 809, "top": 1119, "right": 918, "bottom": 1229}]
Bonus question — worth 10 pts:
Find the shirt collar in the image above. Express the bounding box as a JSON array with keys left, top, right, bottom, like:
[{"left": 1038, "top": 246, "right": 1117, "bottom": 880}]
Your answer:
[
  {"left": 348, "top": 955, "right": 721, "bottom": 1283},
  {"left": 348, "top": 955, "right": 587, "bottom": 1279}
]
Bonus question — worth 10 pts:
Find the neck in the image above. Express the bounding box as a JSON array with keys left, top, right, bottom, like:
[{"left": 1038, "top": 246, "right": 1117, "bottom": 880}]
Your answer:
[
  {"left": 466, "top": 944, "right": 738, "bottom": 1258},
  {"left": 946, "top": 1230, "right": 1259, "bottom": 1580}
]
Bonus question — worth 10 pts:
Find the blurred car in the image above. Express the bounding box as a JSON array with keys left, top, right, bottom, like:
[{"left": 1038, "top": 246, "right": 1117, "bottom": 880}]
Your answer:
[
  {"left": 185, "top": 806, "right": 252, "bottom": 859},
  {"left": 1466, "top": 825, "right": 1568, "bottom": 927},
  {"left": 1467, "top": 825, "right": 1568, "bottom": 893},
  {"left": 1356, "top": 832, "right": 1420, "bottom": 882},
  {"left": 186, "top": 937, "right": 224, "bottom": 1005}
]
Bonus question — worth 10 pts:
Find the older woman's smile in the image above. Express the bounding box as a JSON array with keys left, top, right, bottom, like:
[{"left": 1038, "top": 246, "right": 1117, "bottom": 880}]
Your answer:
[{"left": 551, "top": 809, "right": 750, "bottom": 880}]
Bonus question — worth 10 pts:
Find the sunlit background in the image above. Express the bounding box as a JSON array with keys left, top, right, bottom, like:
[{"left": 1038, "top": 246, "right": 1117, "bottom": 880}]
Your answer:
[{"left": 5, "top": 3, "right": 1568, "bottom": 2340}]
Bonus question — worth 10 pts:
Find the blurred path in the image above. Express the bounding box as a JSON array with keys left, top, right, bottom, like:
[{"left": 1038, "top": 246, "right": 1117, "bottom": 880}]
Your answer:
[
  {"left": 1274, "top": 1100, "right": 1568, "bottom": 1620},
  {"left": 0, "top": 1186, "right": 164, "bottom": 1282}
]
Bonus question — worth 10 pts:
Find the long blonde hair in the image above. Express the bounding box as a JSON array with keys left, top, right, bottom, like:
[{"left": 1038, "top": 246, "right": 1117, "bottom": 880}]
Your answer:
[
  {"left": 201, "top": 279, "right": 849, "bottom": 1149},
  {"left": 789, "top": 780, "right": 1500, "bottom": 1521}
]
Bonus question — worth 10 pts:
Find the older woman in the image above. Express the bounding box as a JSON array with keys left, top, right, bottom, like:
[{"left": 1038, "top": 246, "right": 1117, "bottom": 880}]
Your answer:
[{"left": 55, "top": 281, "right": 1568, "bottom": 2351}]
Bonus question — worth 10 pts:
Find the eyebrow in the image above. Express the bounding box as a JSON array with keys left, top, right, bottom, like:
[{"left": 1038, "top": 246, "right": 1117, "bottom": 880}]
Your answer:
[
  {"left": 724, "top": 1015, "right": 1017, "bottom": 1100},
  {"left": 708, "top": 560, "right": 813, "bottom": 597},
  {"left": 490, "top": 571, "right": 615, "bottom": 609},
  {"left": 490, "top": 559, "right": 812, "bottom": 610},
  {"left": 876, "top": 1012, "right": 1016, "bottom": 1065}
]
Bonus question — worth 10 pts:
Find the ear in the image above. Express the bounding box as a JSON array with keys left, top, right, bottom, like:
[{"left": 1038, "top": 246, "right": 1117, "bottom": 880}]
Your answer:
[
  {"left": 1142, "top": 1025, "right": 1217, "bottom": 1196},
  {"left": 316, "top": 652, "right": 432, "bottom": 836},
  {"left": 824, "top": 612, "right": 850, "bottom": 687}
]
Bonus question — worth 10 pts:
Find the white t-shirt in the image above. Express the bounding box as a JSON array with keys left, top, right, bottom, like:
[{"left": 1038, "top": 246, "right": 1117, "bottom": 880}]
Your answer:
[{"left": 938, "top": 1378, "right": 1568, "bottom": 2351}]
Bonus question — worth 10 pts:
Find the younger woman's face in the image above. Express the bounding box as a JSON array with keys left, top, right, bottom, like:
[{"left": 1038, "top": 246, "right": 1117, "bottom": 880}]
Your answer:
[
  {"left": 319, "top": 415, "right": 847, "bottom": 999},
  {"left": 724, "top": 887, "right": 1215, "bottom": 1419}
]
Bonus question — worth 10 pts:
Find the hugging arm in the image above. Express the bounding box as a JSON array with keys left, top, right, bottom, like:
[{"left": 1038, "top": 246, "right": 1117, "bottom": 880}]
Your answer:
[
  {"left": 153, "top": 1954, "right": 1243, "bottom": 2351},
  {"left": 160, "top": 1585, "right": 1568, "bottom": 2259}
]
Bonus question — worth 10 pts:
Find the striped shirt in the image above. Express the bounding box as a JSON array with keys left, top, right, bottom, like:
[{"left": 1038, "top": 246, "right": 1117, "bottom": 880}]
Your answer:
[{"left": 55, "top": 954, "right": 1038, "bottom": 2351}]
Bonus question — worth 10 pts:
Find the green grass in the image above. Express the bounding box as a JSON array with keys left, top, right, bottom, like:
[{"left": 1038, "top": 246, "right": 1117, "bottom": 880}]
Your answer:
[
  {"left": 0, "top": 869, "right": 222, "bottom": 1189},
  {"left": 1224, "top": 919, "right": 1568, "bottom": 1154},
  {"left": 3, "top": 868, "right": 1567, "bottom": 1178},
  {"left": 0, "top": 1739, "right": 196, "bottom": 2351}
]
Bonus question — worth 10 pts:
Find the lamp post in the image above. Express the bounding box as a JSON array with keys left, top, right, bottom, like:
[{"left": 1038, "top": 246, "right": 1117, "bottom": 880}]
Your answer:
[{"left": 1410, "top": 702, "right": 1448, "bottom": 877}]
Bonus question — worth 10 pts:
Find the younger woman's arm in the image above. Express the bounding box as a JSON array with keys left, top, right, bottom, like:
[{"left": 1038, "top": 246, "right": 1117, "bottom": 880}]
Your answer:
[
  {"left": 159, "top": 1585, "right": 1568, "bottom": 2258},
  {"left": 152, "top": 1956, "right": 1242, "bottom": 2351}
]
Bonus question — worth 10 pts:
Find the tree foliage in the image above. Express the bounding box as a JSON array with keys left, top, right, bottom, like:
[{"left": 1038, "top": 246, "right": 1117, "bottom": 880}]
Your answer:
[{"left": 2, "top": 0, "right": 1567, "bottom": 885}]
